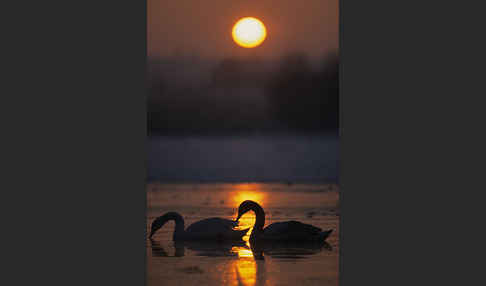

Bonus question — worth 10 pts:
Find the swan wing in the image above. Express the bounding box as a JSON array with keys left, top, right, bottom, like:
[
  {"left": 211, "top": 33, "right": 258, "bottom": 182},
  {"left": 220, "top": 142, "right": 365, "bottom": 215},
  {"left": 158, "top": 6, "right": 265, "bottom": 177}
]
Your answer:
[
  {"left": 183, "top": 218, "right": 248, "bottom": 241},
  {"left": 185, "top": 218, "right": 238, "bottom": 233},
  {"left": 263, "top": 221, "right": 322, "bottom": 238}
]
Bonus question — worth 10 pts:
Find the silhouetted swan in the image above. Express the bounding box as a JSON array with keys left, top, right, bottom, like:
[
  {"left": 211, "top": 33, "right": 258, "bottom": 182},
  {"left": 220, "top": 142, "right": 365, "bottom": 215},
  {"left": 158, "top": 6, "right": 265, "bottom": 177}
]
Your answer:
[
  {"left": 236, "top": 200, "right": 333, "bottom": 243},
  {"left": 149, "top": 212, "right": 249, "bottom": 241}
]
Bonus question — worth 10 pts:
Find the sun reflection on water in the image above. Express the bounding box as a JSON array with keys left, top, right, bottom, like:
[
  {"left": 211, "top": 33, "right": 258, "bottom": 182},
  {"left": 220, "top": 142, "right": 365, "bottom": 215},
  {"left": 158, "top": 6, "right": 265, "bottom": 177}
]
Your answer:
[
  {"left": 231, "top": 183, "right": 266, "bottom": 208},
  {"left": 230, "top": 183, "right": 266, "bottom": 244},
  {"left": 225, "top": 184, "right": 267, "bottom": 285},
  {"left": 234, "top": 259, "right": 257, "bottom": 286},
  {"left": 233, "top": 247, "right": 253, "bottom": 258}
]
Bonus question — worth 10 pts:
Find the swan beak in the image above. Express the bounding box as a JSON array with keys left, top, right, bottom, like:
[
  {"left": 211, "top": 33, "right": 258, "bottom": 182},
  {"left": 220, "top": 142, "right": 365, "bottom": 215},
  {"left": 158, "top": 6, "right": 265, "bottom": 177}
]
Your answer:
[{"left": 235, "top": 213, "right": 242, "bottom": 222}]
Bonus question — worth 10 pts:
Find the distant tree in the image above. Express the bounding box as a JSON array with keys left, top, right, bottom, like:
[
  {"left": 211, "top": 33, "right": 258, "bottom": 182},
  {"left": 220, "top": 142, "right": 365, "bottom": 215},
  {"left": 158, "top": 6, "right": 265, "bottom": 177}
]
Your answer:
[
  {"left": 265, "top": 52, "right": 339, "bottom": 131},
  {"left": 211, "top": 58, "right": 243, "bottom": 87}
]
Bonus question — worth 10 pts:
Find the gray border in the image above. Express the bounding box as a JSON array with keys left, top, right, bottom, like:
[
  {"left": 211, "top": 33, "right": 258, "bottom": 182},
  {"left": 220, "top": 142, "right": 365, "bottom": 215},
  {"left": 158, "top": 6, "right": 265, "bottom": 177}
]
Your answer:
[
  {"left": 6, "top": 0, "right": 477, "bottom": 285},
  {"left": 4, "top": 1, "right": 147, "bottom": 285}
]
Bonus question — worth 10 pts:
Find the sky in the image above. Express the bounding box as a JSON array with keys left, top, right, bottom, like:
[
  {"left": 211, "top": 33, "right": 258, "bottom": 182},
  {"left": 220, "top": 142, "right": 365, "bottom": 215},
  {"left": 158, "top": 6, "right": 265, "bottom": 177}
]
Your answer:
[
  {"left": 148, "top": 0, "right": 339, "bottom": 60},
  {"left": 147, "top": 0, "right": 339, "bottom": 135}
]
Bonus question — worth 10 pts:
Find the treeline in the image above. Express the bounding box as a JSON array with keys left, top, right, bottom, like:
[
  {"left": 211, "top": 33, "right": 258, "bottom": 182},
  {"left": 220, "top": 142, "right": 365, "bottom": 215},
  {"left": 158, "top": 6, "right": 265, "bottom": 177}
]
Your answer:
[{"left": 148, "top": 52, "right": 339, "bottom": 135}]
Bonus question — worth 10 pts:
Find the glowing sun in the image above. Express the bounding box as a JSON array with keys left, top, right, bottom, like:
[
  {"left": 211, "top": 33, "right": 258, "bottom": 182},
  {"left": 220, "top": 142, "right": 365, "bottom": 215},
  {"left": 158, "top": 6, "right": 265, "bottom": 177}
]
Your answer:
[{"left": 232, "top": 17, "right": 267, "bottom": 48}]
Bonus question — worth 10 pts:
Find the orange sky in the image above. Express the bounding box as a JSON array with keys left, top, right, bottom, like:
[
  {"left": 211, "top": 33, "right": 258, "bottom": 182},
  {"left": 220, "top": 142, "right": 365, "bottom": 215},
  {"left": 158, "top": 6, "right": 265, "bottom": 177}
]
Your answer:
[{"left": 148, "top": 0, "right": 339, "bottom": 60}]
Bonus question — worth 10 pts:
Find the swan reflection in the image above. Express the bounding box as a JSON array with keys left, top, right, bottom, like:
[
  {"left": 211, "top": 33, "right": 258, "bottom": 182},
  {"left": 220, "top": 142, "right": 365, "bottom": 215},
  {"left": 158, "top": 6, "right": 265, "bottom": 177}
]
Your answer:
[
  {"left": 149, "top": 239, "right": 170, "bottom": 257},
  {"left": 150, "top": 238, "right": 330, "bottom": 259},
  {"left": 149, "top": 239, "right": 248, "bottom": 257},
  {"left": 150, "top": 239, "right": 331, "bottom": 286},
  {"left": 252, "top": 240, "right": 332, "bottom": 259}
]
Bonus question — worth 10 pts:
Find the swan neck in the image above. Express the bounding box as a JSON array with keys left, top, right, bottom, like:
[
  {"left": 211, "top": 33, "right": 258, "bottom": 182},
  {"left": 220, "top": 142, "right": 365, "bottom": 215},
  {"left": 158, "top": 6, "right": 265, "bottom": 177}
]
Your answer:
[
  {"left": 172, "top": 213, "right": 185, "bottom": 240},
  {"left": 252, "top": 204, "right": 265, "bottom": 232}
]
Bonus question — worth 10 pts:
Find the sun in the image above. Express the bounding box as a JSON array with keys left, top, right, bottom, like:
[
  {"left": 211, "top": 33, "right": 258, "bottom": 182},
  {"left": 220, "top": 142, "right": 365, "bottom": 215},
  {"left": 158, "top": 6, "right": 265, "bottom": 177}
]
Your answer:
[{"left": 232, "top": 17, "right": 267, "bottom": 48}]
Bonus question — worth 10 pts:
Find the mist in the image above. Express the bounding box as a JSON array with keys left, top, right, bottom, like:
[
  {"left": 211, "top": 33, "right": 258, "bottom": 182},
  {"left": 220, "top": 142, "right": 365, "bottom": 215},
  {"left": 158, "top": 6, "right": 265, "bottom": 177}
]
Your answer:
[{"left": 148, "top": 51, "right": 339, "bottom": 135}]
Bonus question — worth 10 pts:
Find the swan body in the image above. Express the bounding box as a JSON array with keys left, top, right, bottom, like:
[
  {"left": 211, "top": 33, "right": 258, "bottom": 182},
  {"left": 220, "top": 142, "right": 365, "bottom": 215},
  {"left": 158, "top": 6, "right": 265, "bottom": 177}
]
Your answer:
[
  {"left": 236, "top": 200, "right": 333, "bottom": 243},
  {"left": 149, "top": 212, "right": 249, "bottom": 241},
  {"left": 262, "top": 221, "right": 333, "bottom": 242}
]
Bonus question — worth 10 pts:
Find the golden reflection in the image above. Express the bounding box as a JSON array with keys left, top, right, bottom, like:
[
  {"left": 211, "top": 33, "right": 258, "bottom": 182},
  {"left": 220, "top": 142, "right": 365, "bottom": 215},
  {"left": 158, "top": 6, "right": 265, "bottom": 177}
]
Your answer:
[
  {"left": 230, "top": 240, "right": 254, "bottom": 258},
  {"left": 236, "top": 213, "right": 255, "bottom": 243},
  {"left": 228, "top": 246, "right": 265, "bottom": 286},
  {"left": 231, "top": 183, "right": 266, "bottom": 208},
  {"left": 225, "top": 183, "right": 268, "bottom": 286},
  {"left": 237, "top": 247, "right": 254, "bottom": 258},
  {"left": 231, "top": 183, "right": 266, "bottom": 243},
  {"left": 235, "top": 259, "right": 257, "bottom": 286}
]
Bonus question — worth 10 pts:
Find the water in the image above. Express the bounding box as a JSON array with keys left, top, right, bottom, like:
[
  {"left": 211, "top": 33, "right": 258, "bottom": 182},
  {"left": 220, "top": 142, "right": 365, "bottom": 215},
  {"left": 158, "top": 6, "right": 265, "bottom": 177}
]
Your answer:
[
  {"left": 147, "top": 183, "right": 340, "bottom": 286},
  {"left": 147, "top": 134, "right": 339, "bottom": 182}
]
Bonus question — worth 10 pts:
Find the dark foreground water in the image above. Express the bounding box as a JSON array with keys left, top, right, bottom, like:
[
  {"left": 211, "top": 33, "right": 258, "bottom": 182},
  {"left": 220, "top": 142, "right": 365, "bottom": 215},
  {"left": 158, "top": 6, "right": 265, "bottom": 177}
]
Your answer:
[{"left": 147, "top": 183, "right": 339, "bottom": 286}]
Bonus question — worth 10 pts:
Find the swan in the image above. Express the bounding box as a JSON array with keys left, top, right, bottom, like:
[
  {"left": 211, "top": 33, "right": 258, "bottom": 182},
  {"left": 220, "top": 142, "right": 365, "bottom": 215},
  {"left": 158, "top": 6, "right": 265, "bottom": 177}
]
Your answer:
[
  {"left": 149, "top": 211, "right": 249, "bottom": 241},
  {"left": 236, "top": 200, "right": 333, "bottom": 243}
]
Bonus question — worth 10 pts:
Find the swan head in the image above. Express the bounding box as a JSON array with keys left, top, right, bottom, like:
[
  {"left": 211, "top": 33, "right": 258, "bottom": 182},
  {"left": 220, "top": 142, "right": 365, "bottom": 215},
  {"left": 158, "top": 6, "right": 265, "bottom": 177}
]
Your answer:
[
  {"left": 149, "top": 212, "right": 182, "bottom": 238},
  {"left": 236, "top": 200, "right": 261, "bottom": 221}
]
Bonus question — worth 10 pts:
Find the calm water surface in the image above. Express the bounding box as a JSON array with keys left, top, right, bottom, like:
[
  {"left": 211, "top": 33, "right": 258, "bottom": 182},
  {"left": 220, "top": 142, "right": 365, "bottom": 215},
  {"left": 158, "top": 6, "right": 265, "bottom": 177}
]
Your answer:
[
  {"left": 148, "top": 135, "right": 339, "bottom": 182},
  {"left": 147, "top": 183, "right": 339, "bottom": 286}
]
